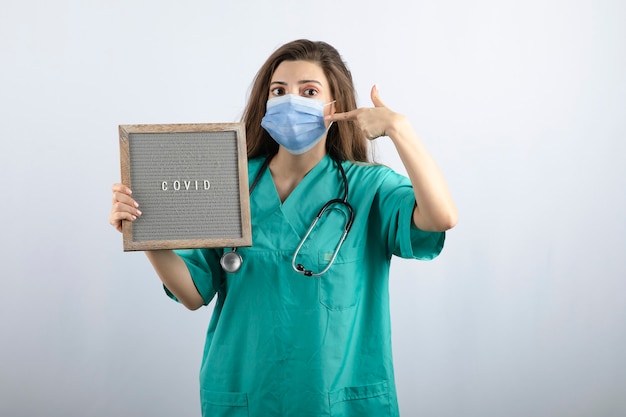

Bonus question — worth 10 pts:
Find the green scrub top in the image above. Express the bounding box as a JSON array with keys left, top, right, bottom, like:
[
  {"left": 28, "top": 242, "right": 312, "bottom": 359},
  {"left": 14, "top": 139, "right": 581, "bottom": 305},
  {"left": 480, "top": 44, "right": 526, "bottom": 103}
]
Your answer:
[{"left": 168, "top": 154, "right": 445, "bottom": 417}]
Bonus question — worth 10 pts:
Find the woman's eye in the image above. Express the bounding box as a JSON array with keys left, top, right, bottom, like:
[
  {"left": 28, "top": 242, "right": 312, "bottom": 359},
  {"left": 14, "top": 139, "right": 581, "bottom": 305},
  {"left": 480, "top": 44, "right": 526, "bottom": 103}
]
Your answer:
[
  {"left": 271, "top": 87, "right": 285, "bottom": 96},
  {"left": 303, "top": 88, "right": 318, "bottom": 97}
]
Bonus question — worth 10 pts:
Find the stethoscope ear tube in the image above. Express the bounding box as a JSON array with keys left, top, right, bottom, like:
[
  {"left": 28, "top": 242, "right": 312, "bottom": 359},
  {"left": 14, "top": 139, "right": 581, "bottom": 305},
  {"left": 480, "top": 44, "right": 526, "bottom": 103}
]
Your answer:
[
  {"left": 344, "top": 203, "right": 355, "bottom": 232},
  {"left": 315, "top": 198, "right": 354, "bottom": 233},
  {"left": 291, "top": 198, "right": 354, "bottom": 277}
]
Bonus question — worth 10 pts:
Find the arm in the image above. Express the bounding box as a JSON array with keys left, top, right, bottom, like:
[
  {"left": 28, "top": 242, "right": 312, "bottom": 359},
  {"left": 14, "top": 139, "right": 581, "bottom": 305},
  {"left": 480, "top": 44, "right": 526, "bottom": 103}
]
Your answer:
[
  {"left": 326, "top": 85, "right": 458, "bottom": 232},
  {"left": 144, "top": 250, "right": 204, "bottom": 310},
  {"left": 109, "top": 183, "right": 204, "bottom": 310}
]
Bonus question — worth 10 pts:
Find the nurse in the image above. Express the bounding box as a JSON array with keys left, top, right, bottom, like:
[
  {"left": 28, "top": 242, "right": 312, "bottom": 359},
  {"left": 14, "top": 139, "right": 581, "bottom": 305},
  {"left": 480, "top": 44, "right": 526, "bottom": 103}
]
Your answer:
[{"left": 110, "top": 39, "right": 457, "bottom": 416}]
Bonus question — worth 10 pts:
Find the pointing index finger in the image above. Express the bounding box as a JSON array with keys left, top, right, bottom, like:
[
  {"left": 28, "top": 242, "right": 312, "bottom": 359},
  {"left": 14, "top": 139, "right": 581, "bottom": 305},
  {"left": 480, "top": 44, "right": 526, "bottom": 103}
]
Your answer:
[{"left": 325, "top": 109, "right": 360, "bottom": 122}]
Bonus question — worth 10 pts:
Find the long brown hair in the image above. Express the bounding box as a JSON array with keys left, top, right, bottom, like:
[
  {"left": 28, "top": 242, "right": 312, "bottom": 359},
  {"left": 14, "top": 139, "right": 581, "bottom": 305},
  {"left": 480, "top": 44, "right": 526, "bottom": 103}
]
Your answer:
[{"left": 242, "top": 39, "right": 370, "bottom": 162}]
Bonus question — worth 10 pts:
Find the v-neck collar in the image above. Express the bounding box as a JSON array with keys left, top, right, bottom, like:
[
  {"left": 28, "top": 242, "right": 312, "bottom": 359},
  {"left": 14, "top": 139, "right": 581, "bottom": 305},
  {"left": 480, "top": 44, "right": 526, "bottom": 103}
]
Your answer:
[
  {"left": 264, "top": 154, "right": 333, "bottom": 208},
  {"left": 250, "top": 154, "right": 336, "bottom": 241}
]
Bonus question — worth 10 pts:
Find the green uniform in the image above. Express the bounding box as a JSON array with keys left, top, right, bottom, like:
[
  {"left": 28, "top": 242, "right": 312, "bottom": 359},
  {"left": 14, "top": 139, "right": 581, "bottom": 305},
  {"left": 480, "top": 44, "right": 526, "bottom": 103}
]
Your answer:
[{"left": 169, "top": 154, "right": 445, "bottom": 416}]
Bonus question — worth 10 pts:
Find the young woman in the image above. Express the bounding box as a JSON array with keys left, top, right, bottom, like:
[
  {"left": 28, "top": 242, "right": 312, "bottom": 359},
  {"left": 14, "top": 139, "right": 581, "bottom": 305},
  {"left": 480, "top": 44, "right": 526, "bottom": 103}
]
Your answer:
[{"left": 110, "top": 39, "right": 457, "bottom": 417}]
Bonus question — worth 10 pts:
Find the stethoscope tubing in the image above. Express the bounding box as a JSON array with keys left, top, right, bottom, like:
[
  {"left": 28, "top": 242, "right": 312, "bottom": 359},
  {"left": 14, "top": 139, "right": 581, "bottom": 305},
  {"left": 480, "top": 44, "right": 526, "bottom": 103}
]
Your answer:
[
  {"left": 221, "top": 156, "right": 353, "bottom": 276},
  {"left": 292, "top": 202, "right": 352, "bottom": 277}
]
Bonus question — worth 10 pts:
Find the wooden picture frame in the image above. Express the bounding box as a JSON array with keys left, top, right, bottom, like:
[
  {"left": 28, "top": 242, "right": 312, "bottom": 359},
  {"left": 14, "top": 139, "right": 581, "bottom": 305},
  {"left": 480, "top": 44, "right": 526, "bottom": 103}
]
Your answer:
[{"left": 119, "top": 123, "right": 251, "bottom": 251}]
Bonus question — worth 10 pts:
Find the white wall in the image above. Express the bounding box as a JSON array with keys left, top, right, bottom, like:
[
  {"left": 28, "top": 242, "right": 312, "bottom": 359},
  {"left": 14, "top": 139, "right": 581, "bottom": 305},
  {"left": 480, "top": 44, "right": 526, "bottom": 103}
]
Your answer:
[{"left": 1, "top": 1, "right": 624, "bottom": 416}]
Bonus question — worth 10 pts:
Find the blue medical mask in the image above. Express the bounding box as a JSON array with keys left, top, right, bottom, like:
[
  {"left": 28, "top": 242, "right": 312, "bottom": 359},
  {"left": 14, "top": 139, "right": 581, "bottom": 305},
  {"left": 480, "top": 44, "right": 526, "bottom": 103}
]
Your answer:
[{"left": 261, "top": 94, "right": 334, "bottom": 155}]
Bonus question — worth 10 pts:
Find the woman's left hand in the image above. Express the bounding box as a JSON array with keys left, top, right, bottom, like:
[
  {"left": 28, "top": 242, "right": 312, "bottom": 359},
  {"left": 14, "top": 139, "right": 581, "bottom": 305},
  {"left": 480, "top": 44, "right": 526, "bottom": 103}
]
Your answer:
[{"left": 325, "top": 84, "right": 406, "bottom": 140}]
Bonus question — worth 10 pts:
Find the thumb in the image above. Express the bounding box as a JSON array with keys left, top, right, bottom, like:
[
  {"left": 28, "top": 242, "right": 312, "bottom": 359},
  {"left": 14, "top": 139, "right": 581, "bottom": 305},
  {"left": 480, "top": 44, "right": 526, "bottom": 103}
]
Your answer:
[{"left": 371, "top": 84, "right": 386, "bottom": 108}]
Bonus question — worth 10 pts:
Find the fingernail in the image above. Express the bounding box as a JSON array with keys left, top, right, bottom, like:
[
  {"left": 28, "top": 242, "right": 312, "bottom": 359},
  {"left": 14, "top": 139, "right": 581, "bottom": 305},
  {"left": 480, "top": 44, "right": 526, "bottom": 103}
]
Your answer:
[
  {"left": 136, "top": 210, "right": 142, "bottom": 216},
  {"left": 131, "top": 215, "right": 137, "bottom": 220},
  {"left": 134, "top": 201, "right": 139, "bottom": 208}
]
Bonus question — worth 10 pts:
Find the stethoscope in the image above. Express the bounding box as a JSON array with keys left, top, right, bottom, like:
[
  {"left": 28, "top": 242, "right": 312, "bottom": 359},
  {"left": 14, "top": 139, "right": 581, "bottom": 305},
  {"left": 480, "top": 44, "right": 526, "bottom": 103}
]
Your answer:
[{"left": 219, "top": 156, "right": 354, "bottom": 277}]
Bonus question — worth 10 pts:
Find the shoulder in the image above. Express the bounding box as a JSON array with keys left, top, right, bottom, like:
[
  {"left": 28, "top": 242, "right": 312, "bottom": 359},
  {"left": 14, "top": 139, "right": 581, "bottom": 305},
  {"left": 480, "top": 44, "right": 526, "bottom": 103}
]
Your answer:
[
  {"left": 248, "top": 156, "right": 267, "bottom": 170},
  {"left": 248, "top": 156, "right": 269, "bottom": 178},
  {"left": 342, "top": 160, "right": 408, "bottom": 187},
  {"left": 341, "top": 160, "right": 388, "bottom": 175}
]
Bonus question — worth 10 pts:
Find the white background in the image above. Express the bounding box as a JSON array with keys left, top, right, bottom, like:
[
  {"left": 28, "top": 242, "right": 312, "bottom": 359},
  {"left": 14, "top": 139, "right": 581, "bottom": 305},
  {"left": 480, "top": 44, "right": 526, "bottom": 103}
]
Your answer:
[{"left": 1, "top": 1, "right": 625, "bottom": 416}]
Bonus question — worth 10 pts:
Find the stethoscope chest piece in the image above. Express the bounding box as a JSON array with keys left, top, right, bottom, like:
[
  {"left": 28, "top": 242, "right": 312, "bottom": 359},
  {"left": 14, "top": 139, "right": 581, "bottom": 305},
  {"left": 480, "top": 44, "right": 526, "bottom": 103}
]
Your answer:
[{"left": 220, "top": 249, "right": 242, "bottom": 273}]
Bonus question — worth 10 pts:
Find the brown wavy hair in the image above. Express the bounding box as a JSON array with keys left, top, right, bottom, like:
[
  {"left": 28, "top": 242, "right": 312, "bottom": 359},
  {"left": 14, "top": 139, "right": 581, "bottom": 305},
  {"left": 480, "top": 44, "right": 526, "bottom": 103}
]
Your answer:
[{"left": 242, "top": 39, "right": 370, "bottom": 162}]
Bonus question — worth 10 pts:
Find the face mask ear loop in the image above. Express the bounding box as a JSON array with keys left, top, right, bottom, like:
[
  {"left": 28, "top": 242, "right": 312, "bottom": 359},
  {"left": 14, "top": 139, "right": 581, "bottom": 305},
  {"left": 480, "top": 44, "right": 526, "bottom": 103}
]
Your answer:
[{"left": 325, "top": 100, "right": 337, "bottom": 129}]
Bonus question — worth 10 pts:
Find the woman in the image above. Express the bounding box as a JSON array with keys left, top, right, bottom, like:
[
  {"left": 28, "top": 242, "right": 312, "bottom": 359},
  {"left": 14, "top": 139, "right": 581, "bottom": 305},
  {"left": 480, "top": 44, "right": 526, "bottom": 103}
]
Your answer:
[{"left": 110, "top": 39, "right": 457, "bottom": 417}]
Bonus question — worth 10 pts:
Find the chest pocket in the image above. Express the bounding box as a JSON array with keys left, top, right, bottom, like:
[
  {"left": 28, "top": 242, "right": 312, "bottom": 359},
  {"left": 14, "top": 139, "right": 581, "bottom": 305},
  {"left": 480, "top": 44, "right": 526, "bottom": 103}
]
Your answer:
[
  {"left": 304, "top": 204, "right": 363, "bottom": 311},
  {"left": 317, "top": 247, "right": 364, "bottom": 311}
]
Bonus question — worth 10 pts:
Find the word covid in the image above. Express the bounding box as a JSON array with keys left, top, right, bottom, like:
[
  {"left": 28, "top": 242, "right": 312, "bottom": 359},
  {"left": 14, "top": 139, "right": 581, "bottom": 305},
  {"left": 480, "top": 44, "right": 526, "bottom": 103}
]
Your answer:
[{"left": 160, "top": 180, "right": 210, "bottom": 191}]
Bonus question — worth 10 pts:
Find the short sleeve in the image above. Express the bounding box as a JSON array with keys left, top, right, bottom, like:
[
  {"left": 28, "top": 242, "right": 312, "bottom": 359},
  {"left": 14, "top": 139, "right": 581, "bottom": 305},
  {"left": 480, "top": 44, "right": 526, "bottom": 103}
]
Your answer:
[
  {"left": 165, "top": 248, "right": 224, "bottom": 305},
  {"left": 375, "top": 169, "right": 445, "bottom": 260},
  {"left": 396, "top": 192, "right": 445, "bottom": 259}
]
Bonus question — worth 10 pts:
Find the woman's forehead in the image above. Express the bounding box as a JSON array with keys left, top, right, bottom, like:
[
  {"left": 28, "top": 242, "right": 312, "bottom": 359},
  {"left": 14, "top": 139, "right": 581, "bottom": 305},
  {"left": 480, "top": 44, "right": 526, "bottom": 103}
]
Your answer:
[{"left": 271, "top": 60, "right": 327, "bottom": 84}]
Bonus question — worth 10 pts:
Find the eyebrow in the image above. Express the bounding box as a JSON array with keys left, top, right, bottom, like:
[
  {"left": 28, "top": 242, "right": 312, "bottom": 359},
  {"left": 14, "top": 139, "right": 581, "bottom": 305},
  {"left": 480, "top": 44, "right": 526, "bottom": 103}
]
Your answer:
[{"left": 270, "top": 80, "right": 323, "bottom": 86}]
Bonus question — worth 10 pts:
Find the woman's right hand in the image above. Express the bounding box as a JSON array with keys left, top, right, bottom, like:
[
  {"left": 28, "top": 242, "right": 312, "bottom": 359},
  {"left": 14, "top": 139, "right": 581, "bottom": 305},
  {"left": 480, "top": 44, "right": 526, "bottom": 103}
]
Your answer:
[{"left": 109, "top": 183, "right": 142, "bottom": 233}]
